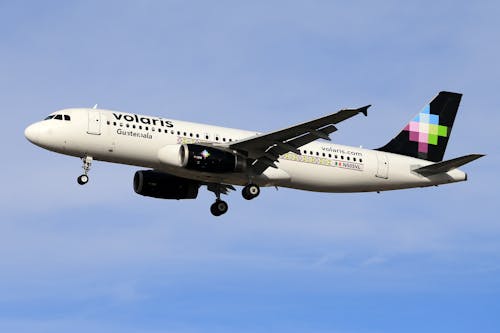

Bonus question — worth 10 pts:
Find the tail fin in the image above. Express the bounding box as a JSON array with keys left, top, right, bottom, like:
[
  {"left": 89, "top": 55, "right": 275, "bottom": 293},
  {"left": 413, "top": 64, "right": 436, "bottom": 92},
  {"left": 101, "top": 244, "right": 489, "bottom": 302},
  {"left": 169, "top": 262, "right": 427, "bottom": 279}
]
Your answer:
[{"left": 377, "top": 91, "right": 462, "bottom": 162}]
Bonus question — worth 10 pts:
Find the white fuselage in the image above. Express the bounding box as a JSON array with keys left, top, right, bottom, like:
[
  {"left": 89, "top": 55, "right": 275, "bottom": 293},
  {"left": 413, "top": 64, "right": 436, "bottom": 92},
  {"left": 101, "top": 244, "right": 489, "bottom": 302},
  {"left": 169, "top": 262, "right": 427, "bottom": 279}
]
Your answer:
[{"left": 25, "top": 108, "right": 467, "bottom": 192}]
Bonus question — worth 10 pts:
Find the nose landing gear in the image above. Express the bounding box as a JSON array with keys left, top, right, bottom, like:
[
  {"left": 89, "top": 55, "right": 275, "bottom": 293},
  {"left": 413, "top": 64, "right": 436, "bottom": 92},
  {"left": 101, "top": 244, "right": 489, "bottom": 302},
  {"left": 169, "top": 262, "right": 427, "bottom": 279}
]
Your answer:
[{"left": 77, "top": 156, "right": 93, "bottom": 185}]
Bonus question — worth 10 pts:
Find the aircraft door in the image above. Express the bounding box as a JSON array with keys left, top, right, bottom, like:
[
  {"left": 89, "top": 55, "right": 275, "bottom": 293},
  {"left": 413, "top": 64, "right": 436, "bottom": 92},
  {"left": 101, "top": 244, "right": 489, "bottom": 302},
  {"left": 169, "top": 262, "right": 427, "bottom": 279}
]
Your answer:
[
  {"left": 87, "top": 109, "right": 101, "bottom": 135},
  {"left": 375, "top": 152, "right": 389, "bottom": 179}
]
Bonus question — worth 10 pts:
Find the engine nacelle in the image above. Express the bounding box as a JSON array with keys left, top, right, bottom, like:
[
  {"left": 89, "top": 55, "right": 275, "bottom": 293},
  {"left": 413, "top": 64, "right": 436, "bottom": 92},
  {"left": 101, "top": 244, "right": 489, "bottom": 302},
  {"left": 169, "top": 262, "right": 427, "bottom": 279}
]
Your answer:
[
  {"left": 158, "top": 144, "right": 246, "bottom": 173},
  {"left": 133, "top": 170, "right": 199, "bottom": 200}
]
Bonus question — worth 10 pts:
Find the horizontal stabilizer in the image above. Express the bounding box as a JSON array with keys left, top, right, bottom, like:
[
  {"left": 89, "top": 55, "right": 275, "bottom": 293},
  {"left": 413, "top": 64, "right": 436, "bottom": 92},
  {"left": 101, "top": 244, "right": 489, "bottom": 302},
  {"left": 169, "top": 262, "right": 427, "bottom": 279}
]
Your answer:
[{"left": 413, "top": 154, "right": 485, "bottom": 176}]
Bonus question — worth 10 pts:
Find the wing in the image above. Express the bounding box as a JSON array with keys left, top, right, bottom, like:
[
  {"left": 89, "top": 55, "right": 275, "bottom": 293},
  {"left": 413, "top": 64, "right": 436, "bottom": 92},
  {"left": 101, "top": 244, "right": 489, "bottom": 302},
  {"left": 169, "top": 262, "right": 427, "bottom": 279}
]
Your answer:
[{"left": 229, "top": 105, "right": 370, "bottom": 174}]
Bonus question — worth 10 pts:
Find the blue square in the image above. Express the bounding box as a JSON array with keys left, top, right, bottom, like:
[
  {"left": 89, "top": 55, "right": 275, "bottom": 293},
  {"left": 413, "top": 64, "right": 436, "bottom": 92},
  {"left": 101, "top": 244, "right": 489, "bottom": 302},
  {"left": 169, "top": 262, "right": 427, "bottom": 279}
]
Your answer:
[
  {"left": 429, "top": 114, "right": 439, "bottom": 124},
  {"left": 421, "top": 105, "right": 430, "bottom": 114}
]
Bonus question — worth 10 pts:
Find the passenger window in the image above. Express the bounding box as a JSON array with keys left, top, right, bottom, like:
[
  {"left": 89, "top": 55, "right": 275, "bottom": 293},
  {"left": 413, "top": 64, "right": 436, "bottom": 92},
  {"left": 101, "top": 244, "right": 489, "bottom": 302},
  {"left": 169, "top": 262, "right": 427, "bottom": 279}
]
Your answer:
[
  {"left": 113, "top": 122, "right": 117, "bottom": 126},
  {"left": 360, "top": 158, "right": 363, "bottom": 163},
  {"left": 126, "top": 124, "right": 130, "bottom": 128},
  {"left": 353, "top": 158, "right": 356, "bottom": 162},
  {"left": 328, "top": 154, "right": 331, "bottom": 158},
  {"left": 64, "top": 115, "right": 71, "bottom": 121},
  {"left": 347, "top": 156, "right": 350, "bottom": 161},
  {"left": 107, "top": 121, "right": 110, "bottom": 125},
  {"left": 322, "top": 153, "right": 325, "bottom": 157}
]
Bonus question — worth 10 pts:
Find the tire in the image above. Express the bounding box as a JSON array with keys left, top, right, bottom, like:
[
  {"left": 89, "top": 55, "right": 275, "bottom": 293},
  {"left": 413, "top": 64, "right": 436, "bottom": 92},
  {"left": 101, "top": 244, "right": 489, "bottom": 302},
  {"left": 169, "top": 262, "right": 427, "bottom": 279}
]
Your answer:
[
  {"left": 210, "top": 200, "right": 228, "bottom": 216},
  {"left": 77, "top": 174, "right": 89, "bottom": 185},
  {"left": 242, "top": 184, "right": 260, "bottom": 200}
]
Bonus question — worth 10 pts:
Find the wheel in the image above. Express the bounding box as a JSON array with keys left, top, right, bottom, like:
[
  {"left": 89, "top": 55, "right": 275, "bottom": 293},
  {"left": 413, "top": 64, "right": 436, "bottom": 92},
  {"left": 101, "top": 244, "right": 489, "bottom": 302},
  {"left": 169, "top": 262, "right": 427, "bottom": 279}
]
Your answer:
[
  {"left": 242, "top": 184, "right": 260, "bottom": 200},
  {"left": 77, "top": 174, "right": 89, "bottom": 185},
  {"left": 210, "top": 200, "right": 228, "bottom": 216}
]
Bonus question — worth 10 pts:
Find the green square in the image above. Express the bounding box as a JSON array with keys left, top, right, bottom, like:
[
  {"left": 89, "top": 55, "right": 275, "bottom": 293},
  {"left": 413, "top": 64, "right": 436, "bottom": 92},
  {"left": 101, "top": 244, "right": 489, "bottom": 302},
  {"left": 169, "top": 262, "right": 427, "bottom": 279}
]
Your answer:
[
  {"left": 438, "top": 125, "right": 447, "bottom": 137},
  {"left": 429, "top": 124, "right": 438, "bottom": 135},
  {"left": 428, "top": 134, "right": 438, "bottom": 145}
]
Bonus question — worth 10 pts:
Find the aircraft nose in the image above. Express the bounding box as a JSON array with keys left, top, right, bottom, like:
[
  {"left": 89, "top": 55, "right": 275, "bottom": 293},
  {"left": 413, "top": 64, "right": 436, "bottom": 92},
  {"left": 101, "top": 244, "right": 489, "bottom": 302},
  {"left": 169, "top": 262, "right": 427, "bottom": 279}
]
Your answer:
[{"left": 24, "top": 123, "right": 40, "bottom": 143}]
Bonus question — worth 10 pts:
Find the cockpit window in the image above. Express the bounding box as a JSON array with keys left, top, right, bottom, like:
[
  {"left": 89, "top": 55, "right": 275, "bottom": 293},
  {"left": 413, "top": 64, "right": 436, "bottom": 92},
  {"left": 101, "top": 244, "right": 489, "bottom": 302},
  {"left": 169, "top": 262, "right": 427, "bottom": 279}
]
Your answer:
[{"left": 44, "top": 114, "right": 70, "bottom": 121}]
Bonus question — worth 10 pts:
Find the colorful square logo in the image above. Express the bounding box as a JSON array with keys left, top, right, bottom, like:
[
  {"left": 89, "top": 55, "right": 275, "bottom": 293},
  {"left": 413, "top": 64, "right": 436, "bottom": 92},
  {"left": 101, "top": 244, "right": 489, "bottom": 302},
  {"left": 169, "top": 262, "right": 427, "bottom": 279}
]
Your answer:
[{"left": 403, "top": 105, "right": 448, "bottom": 153}]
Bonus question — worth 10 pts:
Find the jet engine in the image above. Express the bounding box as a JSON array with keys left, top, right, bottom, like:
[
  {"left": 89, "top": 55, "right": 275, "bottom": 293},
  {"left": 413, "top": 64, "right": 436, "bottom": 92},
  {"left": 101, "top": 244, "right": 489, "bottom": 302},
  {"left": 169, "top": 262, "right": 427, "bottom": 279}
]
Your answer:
[
  {"left": 158, "top": 144, "right": 246, "bottom": 173},
  {"left": 133, "top": 170, "right": 199, "bottom": 200}
]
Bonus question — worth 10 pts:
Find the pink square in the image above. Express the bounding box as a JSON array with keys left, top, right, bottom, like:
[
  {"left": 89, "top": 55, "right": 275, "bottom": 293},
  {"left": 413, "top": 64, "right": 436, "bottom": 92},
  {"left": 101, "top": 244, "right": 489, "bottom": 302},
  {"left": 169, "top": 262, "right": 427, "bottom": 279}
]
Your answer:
[
  {"left": 409, "top": 122, "right": 419, "bottom": 132},
  {"left": 403, "top": 124, "right": 410, "bottom": 131},
  {"left": 419, "top": 132, "right": 428, "bottom": 143},
  {"left": 418, "top": 142, "right": 428, "bottom": 153},
  {"left": 409, "top": 131, "right": 419, "bottom": 141}
]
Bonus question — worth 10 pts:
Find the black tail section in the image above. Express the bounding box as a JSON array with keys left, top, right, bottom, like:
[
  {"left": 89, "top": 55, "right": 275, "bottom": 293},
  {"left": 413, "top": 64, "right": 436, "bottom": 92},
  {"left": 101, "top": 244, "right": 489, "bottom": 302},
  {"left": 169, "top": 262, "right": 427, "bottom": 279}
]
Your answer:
[{"left": 377, "top": 91, "right": 462, "bottom": 162}]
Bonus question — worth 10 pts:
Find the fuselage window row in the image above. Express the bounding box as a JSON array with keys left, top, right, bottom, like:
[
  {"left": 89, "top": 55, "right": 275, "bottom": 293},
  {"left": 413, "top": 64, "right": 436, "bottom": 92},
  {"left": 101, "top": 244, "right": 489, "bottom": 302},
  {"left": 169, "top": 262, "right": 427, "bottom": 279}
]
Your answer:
[
  {"left": 106, "top": 117, "right": 363, "bottom": 163},
  {"left": 106, "top": 119, "right": 230, "bottom": 143},
  {"left": 300, "top": 149, "right": 363, "bottom": 163}
]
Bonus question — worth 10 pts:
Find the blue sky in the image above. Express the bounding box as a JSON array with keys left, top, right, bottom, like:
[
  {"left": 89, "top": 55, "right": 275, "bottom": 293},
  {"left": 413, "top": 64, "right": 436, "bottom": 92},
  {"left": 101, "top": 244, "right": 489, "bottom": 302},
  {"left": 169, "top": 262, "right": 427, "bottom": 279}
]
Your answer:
[{"left": 1, "top": 1, "right": 499, "bottom": 332}]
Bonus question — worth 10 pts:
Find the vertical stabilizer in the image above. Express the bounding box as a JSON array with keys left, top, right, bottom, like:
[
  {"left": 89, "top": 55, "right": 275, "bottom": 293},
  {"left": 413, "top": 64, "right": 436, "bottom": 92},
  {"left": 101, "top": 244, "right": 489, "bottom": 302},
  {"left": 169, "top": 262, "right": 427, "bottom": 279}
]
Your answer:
[{"left": 377, "top": 91, "right": 462, "bottom": 162}]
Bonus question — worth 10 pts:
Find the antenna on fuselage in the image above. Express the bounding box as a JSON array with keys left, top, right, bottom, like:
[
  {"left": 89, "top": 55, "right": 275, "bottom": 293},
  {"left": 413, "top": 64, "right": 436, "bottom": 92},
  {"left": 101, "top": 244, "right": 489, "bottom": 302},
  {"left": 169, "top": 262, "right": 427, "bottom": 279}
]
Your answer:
[{"left": 92, "top": 104, "right": 98, "bottom": 109}]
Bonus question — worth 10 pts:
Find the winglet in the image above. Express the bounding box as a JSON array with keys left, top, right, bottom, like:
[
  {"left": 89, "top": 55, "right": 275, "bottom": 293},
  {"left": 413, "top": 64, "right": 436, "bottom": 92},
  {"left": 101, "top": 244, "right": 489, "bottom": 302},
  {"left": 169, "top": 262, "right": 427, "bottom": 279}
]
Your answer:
[{"left": 359, "top": 105, "right": 370, "bottom": 117}]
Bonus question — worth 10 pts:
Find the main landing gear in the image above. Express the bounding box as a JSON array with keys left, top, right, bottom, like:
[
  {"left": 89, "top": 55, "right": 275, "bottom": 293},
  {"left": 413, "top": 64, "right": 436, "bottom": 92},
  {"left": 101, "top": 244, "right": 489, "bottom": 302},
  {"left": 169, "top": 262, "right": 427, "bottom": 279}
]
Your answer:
[
  {"left": 208, "top": 184, "right": 229, "bottom": 217},
  {"left": 210, "top": 199, "right": 229, "bottom": 217},
  {"left": 77, "top": 156, "right": 93, "bottom": 185},
  {"left": 242, "top": 184, "right": 260, "bottom": 200},
  {"left": 208, "top": 183, "right": 261, "bottom": 217}
]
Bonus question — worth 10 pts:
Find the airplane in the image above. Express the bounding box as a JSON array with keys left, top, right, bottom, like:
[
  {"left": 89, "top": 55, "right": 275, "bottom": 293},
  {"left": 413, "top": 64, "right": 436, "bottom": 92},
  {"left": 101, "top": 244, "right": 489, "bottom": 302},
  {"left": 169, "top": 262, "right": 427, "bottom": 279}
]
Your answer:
[{"left": 24, "top": 91, "right": 483, "bottom": 216}]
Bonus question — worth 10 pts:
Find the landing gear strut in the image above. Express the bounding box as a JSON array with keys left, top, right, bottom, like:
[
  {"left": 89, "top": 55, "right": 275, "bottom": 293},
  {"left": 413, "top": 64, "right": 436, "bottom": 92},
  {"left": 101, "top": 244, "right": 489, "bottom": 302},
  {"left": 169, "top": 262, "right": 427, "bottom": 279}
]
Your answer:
[
  {"left": 242, "top": 184, "right": 260, "bottom": 200},
  {"left": 207, "top": 184, "right": 230, "bottom": 217},
  {"left": 77, "top": 156, "right": 93, "bottom": 185}
]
